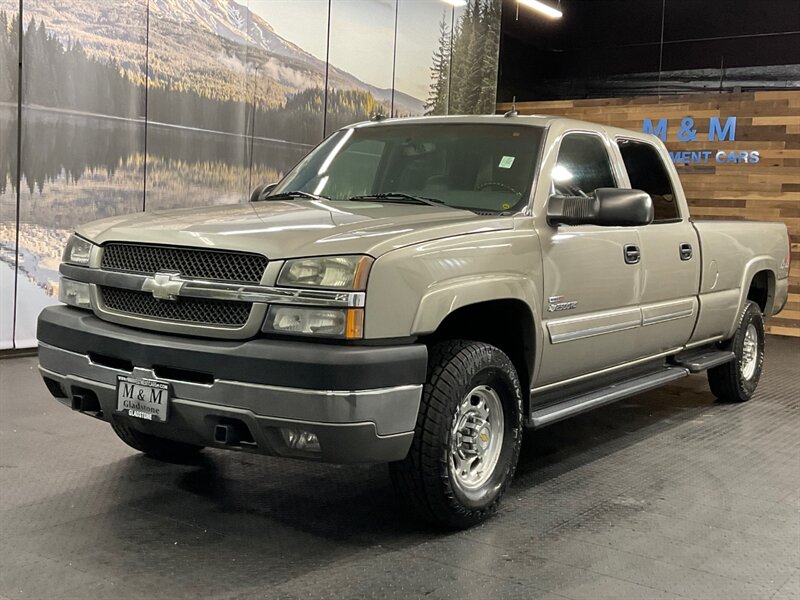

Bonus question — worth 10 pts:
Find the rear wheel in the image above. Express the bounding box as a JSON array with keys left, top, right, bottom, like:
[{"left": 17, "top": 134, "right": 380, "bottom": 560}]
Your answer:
[
  {"left": 111, "top": 418, "right": 204, "bottom": 463},
  {"left": 708, "top": 300, "right": 765, "bottom": 403},
  {"left": 390, "top": 340, "right": 523, "bottom": 529}
]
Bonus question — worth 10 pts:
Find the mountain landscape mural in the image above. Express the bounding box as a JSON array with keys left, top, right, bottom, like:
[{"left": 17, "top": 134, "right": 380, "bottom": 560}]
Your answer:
[{"left": 0, "top": 0, "right": 502, "bottom": 348}]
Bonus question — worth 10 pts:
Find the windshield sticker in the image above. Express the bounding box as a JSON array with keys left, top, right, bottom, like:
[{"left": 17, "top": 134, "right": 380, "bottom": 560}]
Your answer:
[{"left": 499, "top": 156, "right": 515, "bottom": 169}]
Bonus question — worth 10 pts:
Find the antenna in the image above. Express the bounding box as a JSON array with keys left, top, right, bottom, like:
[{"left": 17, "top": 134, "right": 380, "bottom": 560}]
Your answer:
[
  {"left": 504, "top": 96, "right": 518, "bottom": 118},
  {"left": 370, "top": 112, "right": 387, "bottom": 122}
]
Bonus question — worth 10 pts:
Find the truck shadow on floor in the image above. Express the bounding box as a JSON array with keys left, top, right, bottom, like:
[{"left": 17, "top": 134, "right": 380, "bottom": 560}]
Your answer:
[
  {"left": 152, "top": 377, "right": 719, "bottom": 540},
  {"left": 80, "top": 376, "right": 747, "bottom": 592}
]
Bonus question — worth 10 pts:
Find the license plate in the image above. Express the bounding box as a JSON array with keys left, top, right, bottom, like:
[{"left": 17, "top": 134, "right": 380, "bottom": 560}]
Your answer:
[{"left": 117, "top": 375, "right": 170, "bottom": 422}]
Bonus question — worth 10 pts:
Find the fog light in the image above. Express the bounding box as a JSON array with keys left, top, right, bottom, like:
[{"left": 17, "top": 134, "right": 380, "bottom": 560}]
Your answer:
[
  {"left": 280, "top": 428, "right": 321, "bottom": 452},
  {"left": 59, "top": 277, "right": 92, "bottom": 309}
]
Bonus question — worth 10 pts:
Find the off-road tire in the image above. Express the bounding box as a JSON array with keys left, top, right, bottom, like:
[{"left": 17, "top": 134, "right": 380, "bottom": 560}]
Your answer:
[
  {"left": 390, "top": 340, "right": 524, "bottom": 529},
  {"left": 111, "top": 418, "right": 204, "bottom": 463},
  {"left": 708, "top": 300, "right": 765, "bottom": 403}
]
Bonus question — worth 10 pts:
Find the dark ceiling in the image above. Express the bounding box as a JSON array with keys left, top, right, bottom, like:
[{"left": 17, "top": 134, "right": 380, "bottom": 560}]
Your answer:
[{"left": 498, "top": 0, "right": 800, "bottom": 101}]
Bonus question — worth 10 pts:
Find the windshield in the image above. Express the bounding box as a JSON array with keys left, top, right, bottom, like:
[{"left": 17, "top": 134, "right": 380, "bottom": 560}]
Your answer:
[{"left": 270, "top": 123, "right": 544, "bottom": 213}]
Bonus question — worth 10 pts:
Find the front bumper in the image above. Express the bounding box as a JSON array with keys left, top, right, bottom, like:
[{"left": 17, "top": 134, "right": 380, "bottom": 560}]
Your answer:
[{"left": 37, "top": 306, "right": 427, "bottom": 463}]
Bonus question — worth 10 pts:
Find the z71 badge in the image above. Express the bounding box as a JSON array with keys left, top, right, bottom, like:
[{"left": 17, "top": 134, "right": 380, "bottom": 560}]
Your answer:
[{"left": 547, "top": 296, "right": 578, "bottom": 312}]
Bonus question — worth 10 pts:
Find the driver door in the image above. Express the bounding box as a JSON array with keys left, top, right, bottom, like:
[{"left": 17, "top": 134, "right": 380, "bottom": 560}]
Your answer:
[{"left": 534, "top": 131, "right": 645, "bottom": 388}]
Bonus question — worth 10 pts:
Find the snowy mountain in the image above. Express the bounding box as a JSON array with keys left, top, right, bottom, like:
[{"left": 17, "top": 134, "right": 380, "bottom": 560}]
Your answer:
[
  {"left": 149, "top": 0, "right": 424, "bottom": 112},
  {"left": 22, "top": 0, "right": 424, "bottom": 114}
]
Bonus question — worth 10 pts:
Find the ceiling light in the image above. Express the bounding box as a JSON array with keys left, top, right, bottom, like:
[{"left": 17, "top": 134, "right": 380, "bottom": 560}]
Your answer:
[
  {"left": 441, "top": 0, "right": 467, "bottom": 6},
  {"left": 518, "top": 0, "right": 563, "bottom": 19}
]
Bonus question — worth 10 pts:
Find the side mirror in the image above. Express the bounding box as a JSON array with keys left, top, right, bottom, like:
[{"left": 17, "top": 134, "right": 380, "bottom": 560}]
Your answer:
[
  {"left": 249, "top": 182, "right": 277, "bottom": 202},
  {"left": 547, "top": 188, "right": 654, "bottom": 227}
]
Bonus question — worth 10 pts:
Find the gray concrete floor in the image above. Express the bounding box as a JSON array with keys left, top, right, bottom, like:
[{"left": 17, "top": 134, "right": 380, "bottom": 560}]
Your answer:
[{"left": 0, "top": 336, "right": 798, "bottom": 600}]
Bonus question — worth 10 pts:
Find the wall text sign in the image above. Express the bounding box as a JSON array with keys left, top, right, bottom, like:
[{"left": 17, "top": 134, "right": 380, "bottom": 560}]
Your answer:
[{"left": 642, "top": 116, "right": 759, "bottom": 164}]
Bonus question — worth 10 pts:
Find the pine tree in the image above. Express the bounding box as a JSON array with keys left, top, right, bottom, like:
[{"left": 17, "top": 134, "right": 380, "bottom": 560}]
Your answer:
[
  {"left": 477, "top": 0, "right": 501, "bottom": 114},
  {"left": 441, "top": 0, "right": 501, "bottom": 115},
  {"left": 425, "top": 13, "right": 451, "bottom": 116}
]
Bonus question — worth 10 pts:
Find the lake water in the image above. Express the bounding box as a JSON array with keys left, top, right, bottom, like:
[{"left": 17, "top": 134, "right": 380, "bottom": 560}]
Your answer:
[{"left": 0, "top": 105, "right": 314, "bottom": 347}]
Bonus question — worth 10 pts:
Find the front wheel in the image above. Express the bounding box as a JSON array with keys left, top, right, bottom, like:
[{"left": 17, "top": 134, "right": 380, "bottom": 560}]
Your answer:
[
  {"left": 708, "top": 300, "right": 765, "bottom": 402},
  {"left": 390, "top": 341, "right": 523, "bottom": 529}
]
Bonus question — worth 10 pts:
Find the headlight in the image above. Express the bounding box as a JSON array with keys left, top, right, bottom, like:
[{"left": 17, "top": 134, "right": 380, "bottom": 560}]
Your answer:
[
  {"left": 59, "top": 278, "right": 92, "bottom": 309},
  {"left": 277, "top": 255, "right": 372, "bottom": 290},
  {"left": 263, "top": 306, "right": 364, "bottom": 339},
  {"left": 62, "top": 234, "right": 94, "bottom": 265}
]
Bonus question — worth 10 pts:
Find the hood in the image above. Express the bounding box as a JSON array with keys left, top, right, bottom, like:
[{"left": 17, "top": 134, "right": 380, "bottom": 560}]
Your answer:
[{"left": 77, "top": 199, "right": 513, "bottom": 259}]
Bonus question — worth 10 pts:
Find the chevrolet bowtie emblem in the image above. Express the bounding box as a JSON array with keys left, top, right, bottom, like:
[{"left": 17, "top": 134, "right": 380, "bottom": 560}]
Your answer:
[{"left": 142, "top": 271, "right": 184, "bottom": 301}]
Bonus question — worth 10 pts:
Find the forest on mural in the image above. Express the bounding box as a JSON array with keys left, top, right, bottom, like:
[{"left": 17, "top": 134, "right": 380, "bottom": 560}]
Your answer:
[
  {"left": 427, "top": 0, "right": 501, "bottom": 116},
  {"left": 0, "top": 11, "right": 388, "bottom": 147}
]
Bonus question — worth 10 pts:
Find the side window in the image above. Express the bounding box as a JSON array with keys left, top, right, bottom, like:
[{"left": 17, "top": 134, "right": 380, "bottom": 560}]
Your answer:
[
  {"left": 617, "top": 139, "right": 680, "bottom": 222},
  {"left": 552, "top": 134, "right": 616, "bottom": 197}
]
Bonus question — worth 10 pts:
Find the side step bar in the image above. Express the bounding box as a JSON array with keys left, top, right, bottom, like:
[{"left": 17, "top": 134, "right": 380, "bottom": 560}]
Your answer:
[
  {"left": 670, "top": 349, "right": 735, "bottom": 373},
  {"left": 530, "top": 367, "right": 689, "bottom": 429}
]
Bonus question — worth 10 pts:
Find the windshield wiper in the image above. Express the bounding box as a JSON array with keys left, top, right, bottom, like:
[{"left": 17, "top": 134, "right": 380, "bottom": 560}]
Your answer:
[
  {"left": 348, "top": 192, "right": 447, "bottom": 207},
  {"left": 258, "top": 190, "right": 328, "bottom": 202}
]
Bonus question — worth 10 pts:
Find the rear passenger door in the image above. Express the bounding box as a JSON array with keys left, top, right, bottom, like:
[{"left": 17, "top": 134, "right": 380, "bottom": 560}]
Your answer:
[{"left": 616, "top": 138, "right": 700, "bottom": 354}]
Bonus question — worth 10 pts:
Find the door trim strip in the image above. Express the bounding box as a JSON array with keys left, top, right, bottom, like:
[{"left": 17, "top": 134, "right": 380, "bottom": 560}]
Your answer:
[
  {"left": 547, "top": 307, "right": 642, "bottom": 344},
  {"left": 641, "top": 299, "right": 695, "bottom": 326}
]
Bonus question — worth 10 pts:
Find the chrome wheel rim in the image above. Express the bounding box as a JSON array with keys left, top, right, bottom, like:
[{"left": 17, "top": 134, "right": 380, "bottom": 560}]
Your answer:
[
  {"left": 449, "top": 385, "right": 504, "bottom": 491},
  {"left": 740, "top": 323, "right": 759, "bottom": 380}
]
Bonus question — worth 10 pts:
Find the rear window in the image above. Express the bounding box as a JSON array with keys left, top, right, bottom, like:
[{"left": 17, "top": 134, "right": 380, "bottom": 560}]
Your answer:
[{"left": 617, "top": 139, "right": 681, "bottom": 222}]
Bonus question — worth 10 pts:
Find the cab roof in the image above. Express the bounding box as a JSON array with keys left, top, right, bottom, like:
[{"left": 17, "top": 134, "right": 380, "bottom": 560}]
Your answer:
[{"left": 351, "top": 113, "right": 662, "bottom": 146}]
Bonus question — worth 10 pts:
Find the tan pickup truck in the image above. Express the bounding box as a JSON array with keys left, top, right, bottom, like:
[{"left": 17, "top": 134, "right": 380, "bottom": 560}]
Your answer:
[{"left": 38, "top": 115, "right": 791, "bottom": 528}]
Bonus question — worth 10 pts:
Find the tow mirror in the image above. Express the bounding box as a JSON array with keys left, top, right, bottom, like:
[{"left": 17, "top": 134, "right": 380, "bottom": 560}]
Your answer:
[
  {"left": 250, "top": 182, "right": 277, "bottom": 202},
  {"left": 547, "top": 188, "right": 654, "bottom": 227}
]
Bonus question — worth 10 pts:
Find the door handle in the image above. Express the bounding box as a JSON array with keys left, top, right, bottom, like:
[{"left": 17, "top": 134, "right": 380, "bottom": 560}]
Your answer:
[
  {"left": 679, "top": 242, "right": 693, "bottom": 261},
  {"left": 623, "top": 244, "right": 640, "bottom": 264}
]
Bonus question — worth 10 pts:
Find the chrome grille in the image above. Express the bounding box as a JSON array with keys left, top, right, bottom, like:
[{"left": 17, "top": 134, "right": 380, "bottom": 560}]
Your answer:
[
  {"left": 101, "top": 243, "right": 267, "bottom": 283},
  {"left": 100, "top": 287, "right": 251, "bottom": 327}
]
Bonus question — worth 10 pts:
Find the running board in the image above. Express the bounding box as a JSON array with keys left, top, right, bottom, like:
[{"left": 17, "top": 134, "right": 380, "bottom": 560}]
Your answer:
[
  {"left": 530, "top": 367, "right": 689, "bottom": 429},
  {"left": 670, "top": 349, "right": 735, "bottom": 373}
]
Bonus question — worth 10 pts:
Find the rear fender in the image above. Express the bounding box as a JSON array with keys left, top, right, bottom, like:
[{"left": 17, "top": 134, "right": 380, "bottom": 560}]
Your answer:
[{"left": 728, "top": 257, "right": 777, "bottom": 338}]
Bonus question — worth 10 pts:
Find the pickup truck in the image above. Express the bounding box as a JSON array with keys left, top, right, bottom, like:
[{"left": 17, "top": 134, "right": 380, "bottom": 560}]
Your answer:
[{"left": 37, "top": 115, "right": 791, "bottom": 529}]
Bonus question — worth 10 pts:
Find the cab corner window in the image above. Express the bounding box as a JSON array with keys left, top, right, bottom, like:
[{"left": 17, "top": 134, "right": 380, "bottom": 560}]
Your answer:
[
  {"left": 552, "top": 134, "right": 616, "bottom": 197},
  {"left": 617, "top": 138, "right": 680, "bottom": 222}
]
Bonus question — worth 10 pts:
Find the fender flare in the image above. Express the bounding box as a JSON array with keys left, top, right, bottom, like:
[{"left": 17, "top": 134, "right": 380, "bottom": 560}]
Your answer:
[
  {"left": 727, "top": 256, "right": 777, "bottom": 338},
  {"left": 410, "top": 273, "right": 540, "bottom": 336}
]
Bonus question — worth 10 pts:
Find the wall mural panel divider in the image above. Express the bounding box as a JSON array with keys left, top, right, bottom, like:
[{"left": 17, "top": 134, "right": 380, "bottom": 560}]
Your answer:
[{"left": 0, "top": 0, "right": 503, "bottom": 349}]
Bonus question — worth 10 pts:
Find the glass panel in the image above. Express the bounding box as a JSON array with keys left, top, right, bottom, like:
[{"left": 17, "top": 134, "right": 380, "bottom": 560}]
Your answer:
[
  {"left": 660, "top": 0, "right": 798, "bottom": 94},
  {"left": 448, "top": 0, "right": 501, "bottom": 115},
  {"left": 247, "top": 0, "right": 329, "bottom": 194},
  {"left": 498, "top": 1, "right": 662, "bottom": 100},
  {"left": 144, "top": 0, "right": 251, "bottom": 211},
  {"left": 394, "top": 0, "right": 446, "bottom": 117},
  {"left": 325, "top": 0, "right": 396, "bottom": 135},
  {"left": 0, "top": 1, "right": 19, "bottom": 348},
  {"left": 398, "top": 0, "right": 502, "bottom": 116},
  {"left": 15, "top": 1, "right": 148, "bottom": 347},
  {"left": 553, "top": 134, "right": 615, "bottom": 196}
]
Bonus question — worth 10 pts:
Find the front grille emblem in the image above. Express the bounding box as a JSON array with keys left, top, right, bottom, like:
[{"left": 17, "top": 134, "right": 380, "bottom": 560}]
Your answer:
[{"left": 142, "top": 271, "right": 184, "bottom": 301}]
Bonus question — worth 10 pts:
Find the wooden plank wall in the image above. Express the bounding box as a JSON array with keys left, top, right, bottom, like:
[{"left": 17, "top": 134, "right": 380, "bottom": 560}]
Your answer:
[{"left": 498, "top": 90, "right": 800, "bottom": 337}]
